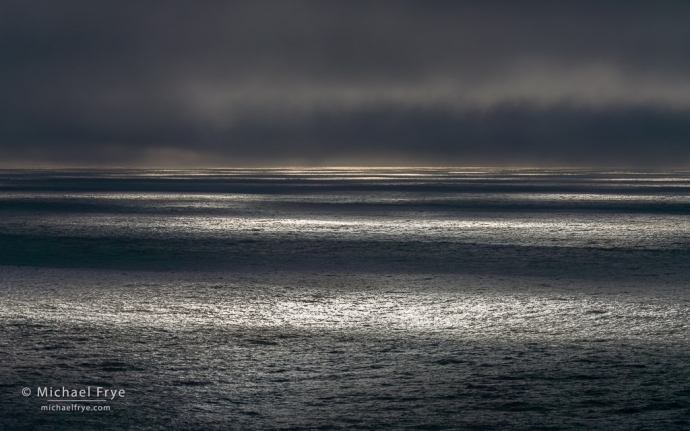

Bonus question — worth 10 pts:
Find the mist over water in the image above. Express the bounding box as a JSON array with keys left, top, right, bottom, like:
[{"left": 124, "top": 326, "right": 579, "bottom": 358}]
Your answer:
[{"left": 1, "top": 168, "right": 689, "bottom": 430}]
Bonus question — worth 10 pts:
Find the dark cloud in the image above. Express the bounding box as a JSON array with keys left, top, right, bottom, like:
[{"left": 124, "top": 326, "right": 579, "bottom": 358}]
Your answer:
[{"left": 1, "top": 1, "right": 690, "bottom": 166}]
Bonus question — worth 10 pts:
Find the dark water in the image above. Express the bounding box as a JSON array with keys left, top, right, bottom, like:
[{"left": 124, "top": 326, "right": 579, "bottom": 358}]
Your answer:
[{"left": 1, "top": 168, "right": 689, "bottom": 430}]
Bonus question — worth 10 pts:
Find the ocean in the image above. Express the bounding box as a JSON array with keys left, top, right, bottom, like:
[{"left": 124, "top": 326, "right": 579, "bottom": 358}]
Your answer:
[{"left": 0, "top": 168, "right": 689, "bottom": 430}]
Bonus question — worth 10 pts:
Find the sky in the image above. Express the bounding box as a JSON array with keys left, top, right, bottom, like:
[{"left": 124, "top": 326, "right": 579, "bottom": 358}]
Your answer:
[{"left": 2, "top": 0, "right": 690, "bottom": 167}]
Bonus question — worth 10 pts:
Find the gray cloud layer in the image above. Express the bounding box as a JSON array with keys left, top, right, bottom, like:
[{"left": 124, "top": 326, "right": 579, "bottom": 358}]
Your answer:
[{"left": 2, "top": 1, "right": 690, "bottom": 167}]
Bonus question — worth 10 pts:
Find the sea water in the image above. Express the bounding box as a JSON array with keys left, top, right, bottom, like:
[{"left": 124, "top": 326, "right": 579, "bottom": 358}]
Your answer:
[{"left": 0, "top": 168, "right": 689, "bottom": 430}]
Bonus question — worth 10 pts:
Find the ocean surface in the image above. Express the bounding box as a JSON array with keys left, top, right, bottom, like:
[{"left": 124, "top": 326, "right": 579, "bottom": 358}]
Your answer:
[{"left": 0, "top": 168, "right": 689, "bottom": 430}]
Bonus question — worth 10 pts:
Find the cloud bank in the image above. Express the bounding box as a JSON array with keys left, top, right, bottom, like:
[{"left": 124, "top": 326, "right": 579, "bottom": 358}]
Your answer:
[{"left": 2, "top": 1, "right": 690, "bottom": 167}]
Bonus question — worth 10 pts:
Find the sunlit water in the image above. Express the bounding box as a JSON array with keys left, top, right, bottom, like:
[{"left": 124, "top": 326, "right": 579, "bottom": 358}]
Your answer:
[{"left": 1, "top": 168, "right": 689, "bottom": 430}]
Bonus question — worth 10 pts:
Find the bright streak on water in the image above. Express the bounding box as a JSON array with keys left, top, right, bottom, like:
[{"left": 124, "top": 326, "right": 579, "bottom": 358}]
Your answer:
[{"left": 2, "top": 269, "right": 688, "bottom": 341}]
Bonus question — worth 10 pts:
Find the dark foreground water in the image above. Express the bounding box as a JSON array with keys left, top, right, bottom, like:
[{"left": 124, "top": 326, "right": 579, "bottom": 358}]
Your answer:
[{"left": 1, "top": 168, "right": 689, "bottom": 430}]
